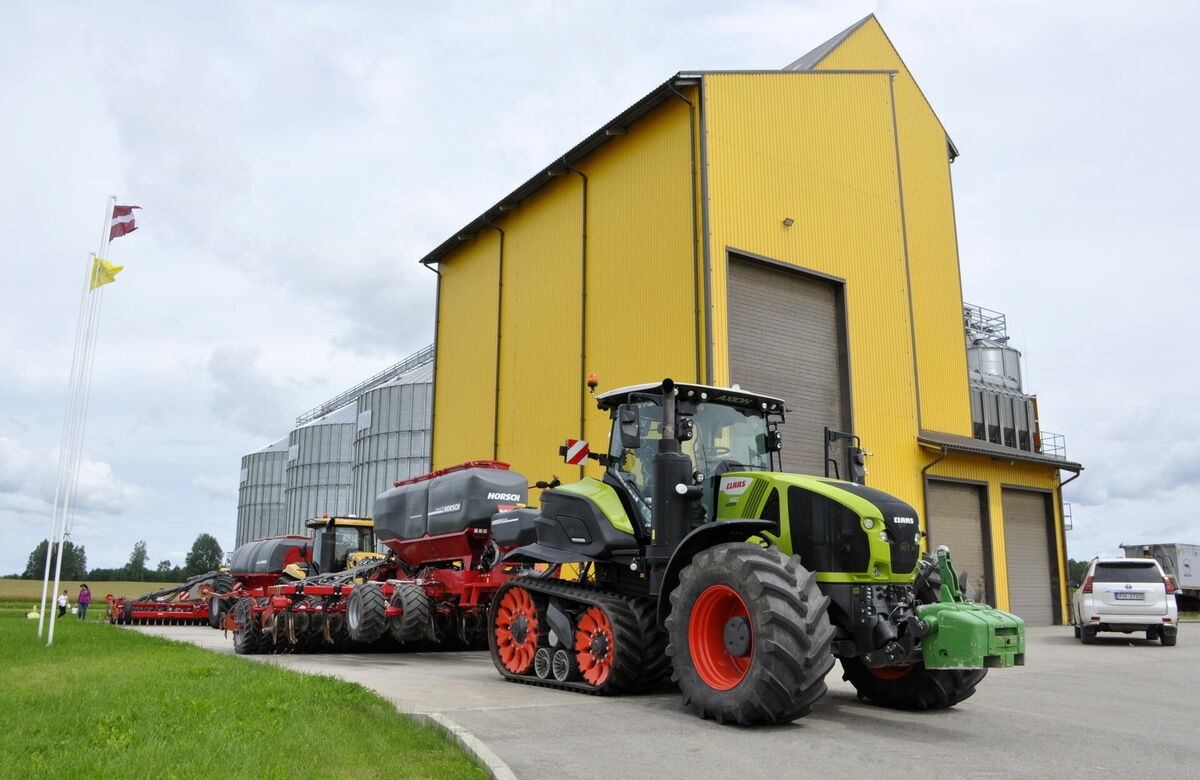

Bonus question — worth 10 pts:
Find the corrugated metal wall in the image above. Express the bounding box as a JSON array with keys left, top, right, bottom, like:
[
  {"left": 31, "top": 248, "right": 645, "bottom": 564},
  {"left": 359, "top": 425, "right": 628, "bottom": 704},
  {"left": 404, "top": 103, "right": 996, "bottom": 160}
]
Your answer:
[
  {"left": 814, "top": 17, "right": 972, "bottom": 436},
  {"left": 352, "top": 363, "right": 433, "bottom": 517},
  {"left": 434, "top": 92, "right": 699, "bottom": 488},
  {"left": 284, "top": 404, "right": 356, "bottom": 533},
  {"left": 704, "top": 70, "right": 919, "bottom": 505},
  {"left": 236, "top": 438, "right": 289, "bottom": 546}
]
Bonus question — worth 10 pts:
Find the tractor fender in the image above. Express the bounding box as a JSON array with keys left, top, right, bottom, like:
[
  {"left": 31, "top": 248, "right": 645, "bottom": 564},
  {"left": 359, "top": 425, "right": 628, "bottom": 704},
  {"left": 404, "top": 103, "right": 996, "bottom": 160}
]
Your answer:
[{"left": 656, "top": 520, "right": 777, "bottom": 627}]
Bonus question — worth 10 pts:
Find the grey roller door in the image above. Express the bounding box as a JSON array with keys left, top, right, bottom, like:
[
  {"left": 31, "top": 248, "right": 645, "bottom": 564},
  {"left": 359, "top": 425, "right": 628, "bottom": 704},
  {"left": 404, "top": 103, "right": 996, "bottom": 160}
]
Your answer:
[
  {"left": 727, "top": 257, "right": 846, "bottom": 475},
  {"left": 926, "top": 481, "right": 991, "bottom": 604},
  {"left": 1002, "top": 488, "right": 1056, "bottom": 625}
]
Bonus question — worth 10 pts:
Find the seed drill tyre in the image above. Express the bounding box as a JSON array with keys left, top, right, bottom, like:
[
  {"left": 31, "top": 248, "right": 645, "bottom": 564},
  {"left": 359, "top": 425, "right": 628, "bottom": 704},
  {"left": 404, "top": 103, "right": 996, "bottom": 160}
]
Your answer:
[
  {"left": 232, "top": 598, "right": 270, "bottom": 655},
  {"left": 388, "top": 583, "right": 432, "bottom": 645},
  {"left": 207, "top": 574, "right": 236, "bottom": 629},
  {"left": 346, "top": 583, "right": 388, "bottom": 644},
  {"left": 666, "top": 543, "right": 835, "bottom": 725},
  {"left": 839, "top": 657, "right": 986, "bottom": 710}
]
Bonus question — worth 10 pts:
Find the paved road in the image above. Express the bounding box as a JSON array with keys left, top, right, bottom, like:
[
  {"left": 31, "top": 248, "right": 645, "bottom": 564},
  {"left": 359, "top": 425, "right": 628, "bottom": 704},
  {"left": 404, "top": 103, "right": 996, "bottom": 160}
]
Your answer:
[{"left": 132, "top": 624, "right": 1200, "bottom": 778}]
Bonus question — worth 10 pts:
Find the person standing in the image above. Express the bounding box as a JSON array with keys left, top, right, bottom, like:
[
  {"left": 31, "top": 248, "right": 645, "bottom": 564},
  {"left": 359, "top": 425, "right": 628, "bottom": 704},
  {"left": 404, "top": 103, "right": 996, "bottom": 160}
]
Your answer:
[
  {"left": 77, "top": 584, "right": 92, "bottom": 620},
  {"left": 57, "top": 590, "right": 69, "bottom": 617}
]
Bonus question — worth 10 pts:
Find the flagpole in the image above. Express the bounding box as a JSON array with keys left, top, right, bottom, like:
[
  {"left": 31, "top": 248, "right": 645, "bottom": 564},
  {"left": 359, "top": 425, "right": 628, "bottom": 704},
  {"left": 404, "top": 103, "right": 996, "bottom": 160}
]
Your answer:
[
  {"left": 37, "top": 250, "right": 98, "bottom": 637},
  {"left": 45, "top": 195, "right": 116, "bottom": 646}
]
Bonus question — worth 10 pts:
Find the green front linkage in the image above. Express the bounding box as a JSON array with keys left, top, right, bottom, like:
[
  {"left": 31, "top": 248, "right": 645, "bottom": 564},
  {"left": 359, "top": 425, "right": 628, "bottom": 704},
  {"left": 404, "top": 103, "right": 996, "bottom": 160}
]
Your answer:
[{"left": 918, "top": 546, "right": 1026, "bottom": 669}]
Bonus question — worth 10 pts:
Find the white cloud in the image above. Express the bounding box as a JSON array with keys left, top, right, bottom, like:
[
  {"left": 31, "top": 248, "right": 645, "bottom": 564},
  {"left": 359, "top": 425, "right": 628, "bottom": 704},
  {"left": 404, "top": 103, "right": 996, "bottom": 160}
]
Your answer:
[
  {"left": 192, "top": 474, "right": 237, "bottom": 502},
  {"left": 0, "top": 437, "right": 144, "bottom": 517}
]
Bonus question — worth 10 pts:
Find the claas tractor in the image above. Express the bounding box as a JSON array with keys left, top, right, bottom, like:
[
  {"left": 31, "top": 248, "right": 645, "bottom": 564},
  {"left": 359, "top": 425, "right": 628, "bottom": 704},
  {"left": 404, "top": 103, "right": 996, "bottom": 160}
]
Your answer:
[{"left": 487, "top": 378, "right": 1025, "bottom": 725}]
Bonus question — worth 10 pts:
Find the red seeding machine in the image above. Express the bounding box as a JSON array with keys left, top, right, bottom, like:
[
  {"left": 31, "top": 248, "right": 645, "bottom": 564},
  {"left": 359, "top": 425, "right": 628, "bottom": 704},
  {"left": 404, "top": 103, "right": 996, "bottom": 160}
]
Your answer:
[
  {"left": 107, "top": 572, "right": 222, "bottom": 626},
  {"left": 225, "top": 462, "right": 533, "bottom": 654}
]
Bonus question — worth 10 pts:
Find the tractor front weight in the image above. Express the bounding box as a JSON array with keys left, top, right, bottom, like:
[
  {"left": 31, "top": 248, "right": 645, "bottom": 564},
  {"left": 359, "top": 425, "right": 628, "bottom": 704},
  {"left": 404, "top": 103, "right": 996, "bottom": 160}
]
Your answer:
[{"left": 917, "top": 547, "right": 1025, "bottom": 670}]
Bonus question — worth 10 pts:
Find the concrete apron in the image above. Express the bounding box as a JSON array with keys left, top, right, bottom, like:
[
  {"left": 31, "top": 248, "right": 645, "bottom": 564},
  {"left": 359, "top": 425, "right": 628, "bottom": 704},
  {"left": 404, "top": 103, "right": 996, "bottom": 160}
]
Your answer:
[{"left": 127, "top": 625, "right": 1199, "bottom": 779}]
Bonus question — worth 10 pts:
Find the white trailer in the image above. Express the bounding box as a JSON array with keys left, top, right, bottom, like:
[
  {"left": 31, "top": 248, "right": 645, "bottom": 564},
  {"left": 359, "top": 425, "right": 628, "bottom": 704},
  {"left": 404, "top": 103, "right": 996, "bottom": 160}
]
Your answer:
[{"left": 1122, "top": 543, "right": 1200, "bottom": 597}]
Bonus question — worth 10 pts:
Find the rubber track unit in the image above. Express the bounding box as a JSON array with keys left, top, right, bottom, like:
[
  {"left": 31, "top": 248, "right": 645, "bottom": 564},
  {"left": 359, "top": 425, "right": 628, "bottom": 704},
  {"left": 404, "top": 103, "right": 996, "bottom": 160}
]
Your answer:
[
  {"left": 666, "top": 543, "right": 836, "bottom": 725},
  {"left": 628, "top": 598, "right": 670, "bottom": 689},
  {"left": 839, "top": 657, "right": 987, "bottom": 710},
  {"left": 346, "top": 583, "right": 388, "bottom": 644},
  {"left": 488, "top": 578, "right": 654, "bottom": 696}
]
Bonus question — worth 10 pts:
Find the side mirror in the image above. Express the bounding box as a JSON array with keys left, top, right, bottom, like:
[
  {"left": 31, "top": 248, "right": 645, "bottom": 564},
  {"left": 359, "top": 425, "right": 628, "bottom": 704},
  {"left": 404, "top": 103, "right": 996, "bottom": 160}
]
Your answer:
[
  {"left": 767, "top": 430, "right": 783, "bottom": 452},
  {"left": 617, "top": 404, "right": 641, "bottom": 450}
]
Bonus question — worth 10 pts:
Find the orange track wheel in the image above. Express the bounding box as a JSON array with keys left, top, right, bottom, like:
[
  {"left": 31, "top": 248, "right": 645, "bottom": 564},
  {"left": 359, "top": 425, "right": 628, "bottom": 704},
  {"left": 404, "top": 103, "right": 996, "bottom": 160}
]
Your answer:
[
  {"left": 574, "top": 606, "right": 615, "bottom": 687},
  {"left": 688, "top": 584, "right": 752, "bottom": 690},
  {"left": 495, "top": 586, "right": 539, "bottom": 674},
  {"left": 868, "top": 664, "right": 914, "bottom": 680}
]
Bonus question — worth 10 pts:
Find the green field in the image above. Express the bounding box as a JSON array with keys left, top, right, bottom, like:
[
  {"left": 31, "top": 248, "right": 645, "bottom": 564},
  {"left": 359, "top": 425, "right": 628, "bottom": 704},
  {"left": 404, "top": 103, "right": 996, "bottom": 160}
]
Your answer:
[
  {"left": 0, "top": 580, "right": 188, "bottom": 622},
  {"left": 0, "top": 614, "right": 487, "bottom": 779}
]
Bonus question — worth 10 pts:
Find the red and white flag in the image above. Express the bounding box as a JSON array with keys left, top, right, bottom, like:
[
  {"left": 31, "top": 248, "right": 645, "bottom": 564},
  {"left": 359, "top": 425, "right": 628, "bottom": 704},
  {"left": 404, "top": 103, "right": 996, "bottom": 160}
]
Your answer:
[{"left": 110, "top": 205, "right": 141, "bottom": 240}]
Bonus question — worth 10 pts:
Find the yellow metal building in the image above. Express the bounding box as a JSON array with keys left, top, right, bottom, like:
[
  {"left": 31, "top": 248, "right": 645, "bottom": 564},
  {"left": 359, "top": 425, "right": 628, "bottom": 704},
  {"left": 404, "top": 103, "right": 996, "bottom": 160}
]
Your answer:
[{"left": 418, "top": 16, "right": 1081, "bottom": 625}]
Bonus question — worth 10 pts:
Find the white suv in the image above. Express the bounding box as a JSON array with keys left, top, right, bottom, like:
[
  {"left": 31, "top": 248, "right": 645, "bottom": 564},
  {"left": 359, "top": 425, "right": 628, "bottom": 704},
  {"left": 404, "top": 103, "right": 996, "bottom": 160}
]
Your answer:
[{"left": 1071, "top": 557, "right": 1178, "bottom": 645}]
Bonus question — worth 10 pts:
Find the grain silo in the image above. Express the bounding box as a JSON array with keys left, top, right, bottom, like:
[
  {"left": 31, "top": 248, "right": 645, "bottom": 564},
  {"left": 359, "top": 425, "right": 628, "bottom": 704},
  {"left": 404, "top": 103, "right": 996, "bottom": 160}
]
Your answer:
[
  {"left": 283, "top": 403, "right": 356, "bottom": 534},
  {"left": 235, "top": 436, "right": 289, "bottom": 546},
  {"left": 352, "top": 360, "right": 433, "bottom": 517}
]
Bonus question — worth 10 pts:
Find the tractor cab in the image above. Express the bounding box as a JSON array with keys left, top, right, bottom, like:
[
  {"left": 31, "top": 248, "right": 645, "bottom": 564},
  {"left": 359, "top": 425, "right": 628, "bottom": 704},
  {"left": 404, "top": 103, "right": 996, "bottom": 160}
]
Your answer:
[
  {"left": 304, "top": 516, "right": 383, "bottom": 574},
  {"left": 595, "top": 382, "right": 785, "bottom": 530}
]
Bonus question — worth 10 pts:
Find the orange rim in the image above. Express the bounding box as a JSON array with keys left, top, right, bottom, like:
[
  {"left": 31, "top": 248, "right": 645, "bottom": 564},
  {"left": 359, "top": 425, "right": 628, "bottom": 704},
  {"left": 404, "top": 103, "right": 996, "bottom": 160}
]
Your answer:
[
  {"left": 868, "top": 664, "right": 914, "bottom": 680},
  {"left": 495, "top": 587, "right": 538, "bottom": 673},
  {"left": 575, "top": 606, "right": 615, "bottom": 687},
  {"left": 689, "top": 584, "right": 752, "bottom": 690}
]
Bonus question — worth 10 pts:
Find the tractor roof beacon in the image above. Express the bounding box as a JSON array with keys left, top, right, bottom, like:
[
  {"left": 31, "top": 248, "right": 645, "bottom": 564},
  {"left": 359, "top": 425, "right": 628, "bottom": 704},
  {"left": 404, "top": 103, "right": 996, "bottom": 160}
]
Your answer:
[{"left": 488, "top": 378, "right": 1026, "bottom": 725}]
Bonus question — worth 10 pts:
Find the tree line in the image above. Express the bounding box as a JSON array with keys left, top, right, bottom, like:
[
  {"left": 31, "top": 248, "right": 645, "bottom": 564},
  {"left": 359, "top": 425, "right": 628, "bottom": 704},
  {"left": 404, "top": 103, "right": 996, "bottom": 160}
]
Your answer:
[{"left": 7, "top": 534, "right": 224, "bottom": 582}]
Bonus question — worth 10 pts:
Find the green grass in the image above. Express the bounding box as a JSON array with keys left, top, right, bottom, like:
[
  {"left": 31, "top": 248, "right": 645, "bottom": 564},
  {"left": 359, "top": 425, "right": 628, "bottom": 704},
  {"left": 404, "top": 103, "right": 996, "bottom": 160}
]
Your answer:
[{"left": 0, "top": 616, "right": 488, "bottom": 779}]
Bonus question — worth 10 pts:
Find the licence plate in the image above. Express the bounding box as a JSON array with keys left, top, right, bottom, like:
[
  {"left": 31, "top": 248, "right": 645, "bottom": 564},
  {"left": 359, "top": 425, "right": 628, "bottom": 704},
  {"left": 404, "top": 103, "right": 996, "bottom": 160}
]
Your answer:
[{"left": 1114, "top": 592, "right": 1144, "bottom": 600}]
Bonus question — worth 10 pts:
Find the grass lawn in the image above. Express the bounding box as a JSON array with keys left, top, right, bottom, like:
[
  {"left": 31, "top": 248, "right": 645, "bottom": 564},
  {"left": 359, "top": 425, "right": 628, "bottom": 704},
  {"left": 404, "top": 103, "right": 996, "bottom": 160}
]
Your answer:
[{"left": 0, "top": 615, "right": 488, "bottom": 779}]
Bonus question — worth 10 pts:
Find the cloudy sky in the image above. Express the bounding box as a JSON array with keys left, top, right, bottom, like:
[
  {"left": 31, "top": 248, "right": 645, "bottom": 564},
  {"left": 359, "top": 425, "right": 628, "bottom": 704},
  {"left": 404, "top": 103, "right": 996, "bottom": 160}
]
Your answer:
[{"left": 2, "top": 1, "right": 1197, "bottom": 575}]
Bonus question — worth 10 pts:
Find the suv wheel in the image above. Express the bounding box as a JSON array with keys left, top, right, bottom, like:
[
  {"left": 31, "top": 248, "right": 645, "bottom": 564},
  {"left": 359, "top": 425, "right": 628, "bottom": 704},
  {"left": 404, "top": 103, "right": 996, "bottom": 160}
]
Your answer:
[
  {"left": 1162, "top": 630, "right": 1178, "bottom": 647},
  {"left": 1073, "top": 625, "right": 1081, "bottom": 639},
  {"left": 1080, "top": 625, "right": 1098, "bottom": 645}
]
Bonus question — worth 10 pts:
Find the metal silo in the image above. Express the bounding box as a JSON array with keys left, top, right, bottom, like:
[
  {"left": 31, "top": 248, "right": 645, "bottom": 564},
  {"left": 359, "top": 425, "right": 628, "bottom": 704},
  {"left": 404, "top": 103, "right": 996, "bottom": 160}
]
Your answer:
[
  {"left": 352, "top": 360, "right": 433, "bottom": 517},
  {"left": 236, "top": 436, "right": 289, "bottom": 546},
  {"left": 284, "top": 403, "right": 356, "bottom": 534}
]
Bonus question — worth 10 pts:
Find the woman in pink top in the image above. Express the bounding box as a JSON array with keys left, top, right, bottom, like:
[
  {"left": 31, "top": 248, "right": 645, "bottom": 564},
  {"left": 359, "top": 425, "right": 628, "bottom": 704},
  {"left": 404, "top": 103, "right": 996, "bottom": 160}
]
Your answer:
[{"left": 77, "top": 584, "right": 92, "bottom": 620}]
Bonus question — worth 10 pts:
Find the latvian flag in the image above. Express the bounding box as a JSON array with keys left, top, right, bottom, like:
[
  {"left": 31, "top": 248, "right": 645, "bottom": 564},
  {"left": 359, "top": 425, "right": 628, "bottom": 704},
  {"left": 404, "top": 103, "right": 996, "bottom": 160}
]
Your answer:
[{"left": 110, "top": 205, "right": 141, "bottom": 240}]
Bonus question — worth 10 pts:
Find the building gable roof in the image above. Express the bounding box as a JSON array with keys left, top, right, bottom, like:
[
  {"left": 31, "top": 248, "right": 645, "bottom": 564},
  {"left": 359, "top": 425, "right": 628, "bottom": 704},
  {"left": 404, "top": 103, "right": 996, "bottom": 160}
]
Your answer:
[{"left": 784, "top": 14, "right": 958, "bottom": 160}]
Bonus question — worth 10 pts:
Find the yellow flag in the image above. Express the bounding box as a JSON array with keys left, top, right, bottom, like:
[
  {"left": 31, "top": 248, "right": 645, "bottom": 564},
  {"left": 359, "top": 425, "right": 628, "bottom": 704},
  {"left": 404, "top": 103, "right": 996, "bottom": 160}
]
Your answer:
[{"left": 90, "top": 257, "right": 124, "bottom": 290}]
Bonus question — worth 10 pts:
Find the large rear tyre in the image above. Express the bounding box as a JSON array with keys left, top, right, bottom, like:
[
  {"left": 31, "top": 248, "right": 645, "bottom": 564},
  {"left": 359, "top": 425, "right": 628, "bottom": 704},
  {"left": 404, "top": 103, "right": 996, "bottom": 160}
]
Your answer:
[
  {"left": 346, "top": 584, "right": 387, "bottom": 644},
  {"left": 231, "top": 598, "right": 269, "bottom": 655},
  {"left": 388, "top": 584, "right": 432, "bottom": 645},
  {"left": 840, "top": 657, "right": 986, "bottom": 710},
  {"left": 666, "top": 543, "right": 835, "bottom": 725},
  {"left": 207, "top": 574, "right": 236, "bottom": 629}
]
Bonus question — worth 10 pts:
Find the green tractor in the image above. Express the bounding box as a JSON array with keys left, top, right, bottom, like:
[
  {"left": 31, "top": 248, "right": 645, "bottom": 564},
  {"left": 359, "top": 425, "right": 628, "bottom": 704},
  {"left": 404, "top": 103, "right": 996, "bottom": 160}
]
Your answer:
[{"left": 488, "top": 378, "right": 1024, "bottom": 724}]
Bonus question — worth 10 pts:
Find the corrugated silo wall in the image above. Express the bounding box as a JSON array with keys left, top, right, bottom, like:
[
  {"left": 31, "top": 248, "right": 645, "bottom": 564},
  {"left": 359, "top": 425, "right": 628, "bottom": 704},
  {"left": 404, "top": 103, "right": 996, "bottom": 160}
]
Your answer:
[
  {"left": 284, "top": 407, "right": 355, "bottom": 534},
  {"left": 352, "top": 372, "right": 433, "bottom": 518},
  {"left": 236, "top": 445, "right": 288, "bottom": 546}
]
